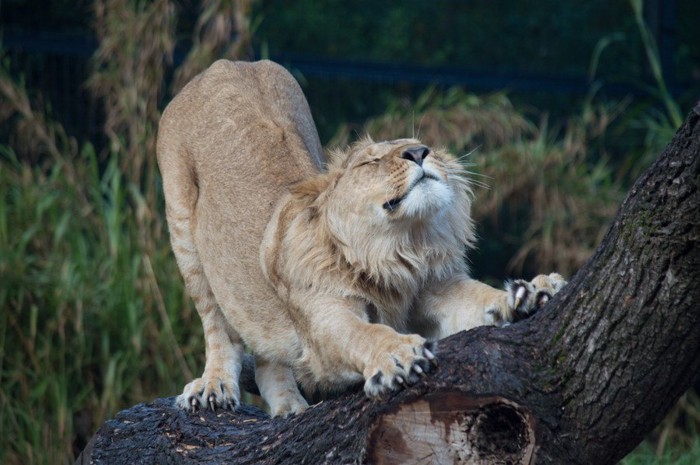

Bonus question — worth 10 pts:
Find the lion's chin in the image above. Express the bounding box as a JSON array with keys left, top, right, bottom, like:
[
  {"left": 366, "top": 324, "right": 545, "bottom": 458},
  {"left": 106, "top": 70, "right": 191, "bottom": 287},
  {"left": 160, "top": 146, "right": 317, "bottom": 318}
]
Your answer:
[{"left": 395, "top": 178, "right": 453, "bottom": 219}]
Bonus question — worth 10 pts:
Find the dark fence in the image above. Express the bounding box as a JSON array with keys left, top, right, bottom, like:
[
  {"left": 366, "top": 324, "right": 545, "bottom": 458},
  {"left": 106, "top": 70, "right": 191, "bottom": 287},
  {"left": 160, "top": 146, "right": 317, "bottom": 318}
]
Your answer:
[
  {"left": 4, "top": 31, "right": 102, "bottom": 144},
  {"left": 2, "top": 5, "right": 693, "bottom": 147}
]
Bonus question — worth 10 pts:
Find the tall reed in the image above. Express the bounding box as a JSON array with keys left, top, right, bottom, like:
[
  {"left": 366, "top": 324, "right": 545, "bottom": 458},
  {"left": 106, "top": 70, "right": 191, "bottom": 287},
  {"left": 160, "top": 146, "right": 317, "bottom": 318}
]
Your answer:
[
  {"left": 173, "top": 0, "right": 256, "bottom": 93},
  {"left": 0, "top": 79, "right": 199, "bottom": 463},
  {"left": 89, "top": 0, "right": 176, "bottom": 236}
]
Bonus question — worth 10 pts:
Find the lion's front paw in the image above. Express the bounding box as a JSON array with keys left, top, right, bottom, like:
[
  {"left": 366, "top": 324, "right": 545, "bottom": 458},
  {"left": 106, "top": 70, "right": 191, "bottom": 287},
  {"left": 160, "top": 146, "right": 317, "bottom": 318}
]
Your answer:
[
  {"left": 175, "top": 372, "right": 240, "bottom": 412},
  {"left": 363, "top": 335, "right": 437, "bottom": 397},
  {"left": 504, "top": 273, "right": 567, "bottom": 323}
]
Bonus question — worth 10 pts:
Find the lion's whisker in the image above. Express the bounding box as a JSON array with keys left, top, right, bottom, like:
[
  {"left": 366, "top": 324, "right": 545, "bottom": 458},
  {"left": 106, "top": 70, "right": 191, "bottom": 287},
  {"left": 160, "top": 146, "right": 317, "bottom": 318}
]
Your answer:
[
  {"left": 415, "top": 112, "right": 427, "bottom": 141},
  {"left": 463, "top": 176, "right": 490, "bottom": 190},
  {"left": 455, "top": 146, "right": 481, "bottom": 163},
  {"left": 411, "top": 112, "right": 415, "bottom": 139}
]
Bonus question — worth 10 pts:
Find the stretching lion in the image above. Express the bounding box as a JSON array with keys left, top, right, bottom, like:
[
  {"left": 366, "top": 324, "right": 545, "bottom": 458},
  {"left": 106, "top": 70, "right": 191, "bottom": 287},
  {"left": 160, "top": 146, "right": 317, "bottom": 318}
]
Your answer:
[{"left": 157, "top": 59, "right": 566, "bottom": 417}]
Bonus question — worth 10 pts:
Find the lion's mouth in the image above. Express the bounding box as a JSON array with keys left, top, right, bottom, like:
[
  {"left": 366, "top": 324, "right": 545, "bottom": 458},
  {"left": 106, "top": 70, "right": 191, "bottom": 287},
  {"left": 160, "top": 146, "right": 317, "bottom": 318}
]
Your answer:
[
  {"left": 382, "top": 173, "right": 440, "bottom": 211},
  {"left": 382, "top": 196, "right": 403, "bottom": 211}
]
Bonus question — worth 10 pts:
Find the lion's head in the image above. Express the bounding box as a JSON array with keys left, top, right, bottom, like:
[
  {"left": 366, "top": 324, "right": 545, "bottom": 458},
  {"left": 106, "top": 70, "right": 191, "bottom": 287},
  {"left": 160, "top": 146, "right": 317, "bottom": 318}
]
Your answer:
[
  {"left": 332, "top": 138, "right": 459, "bottom": 219},
  {"left": 269, "top": 137, "right": 476, "bottom": 312},
  {"left": 293, "top": 137, "right": 473, "bottom": 227}
]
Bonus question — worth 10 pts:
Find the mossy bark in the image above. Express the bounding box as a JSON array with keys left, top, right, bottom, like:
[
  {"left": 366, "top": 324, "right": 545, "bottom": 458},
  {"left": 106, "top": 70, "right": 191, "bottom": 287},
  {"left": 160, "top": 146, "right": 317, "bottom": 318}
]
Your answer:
[{"left": 79, "top": 103, "right": 700, "bottom": 465}]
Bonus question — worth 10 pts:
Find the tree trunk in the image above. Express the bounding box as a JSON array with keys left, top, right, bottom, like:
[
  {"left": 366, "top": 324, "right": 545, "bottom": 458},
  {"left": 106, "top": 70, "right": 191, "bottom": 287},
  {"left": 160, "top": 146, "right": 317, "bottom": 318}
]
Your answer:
[{"left": 79, "top": 103, "right": 700, "bottom": 465}]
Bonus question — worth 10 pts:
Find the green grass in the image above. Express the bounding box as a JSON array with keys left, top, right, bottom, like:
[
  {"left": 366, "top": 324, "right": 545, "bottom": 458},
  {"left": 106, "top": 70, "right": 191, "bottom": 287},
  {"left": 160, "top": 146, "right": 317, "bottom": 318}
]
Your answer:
[
  {"left": 0, "top": 145, "right": 201, "bottom": 464},
  {"left": 622, "top": 440, "right": 700, "bottom": 465}
]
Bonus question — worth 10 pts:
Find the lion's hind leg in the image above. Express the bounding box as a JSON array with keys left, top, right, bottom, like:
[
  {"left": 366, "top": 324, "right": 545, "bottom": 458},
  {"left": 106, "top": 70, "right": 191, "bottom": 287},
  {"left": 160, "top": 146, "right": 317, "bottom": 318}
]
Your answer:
[
  {"left": 175, "top": 305, "right": 244, "bottom": 412},
  {"left": 167, "top": 205, "right": 244, "bottom": 412}
]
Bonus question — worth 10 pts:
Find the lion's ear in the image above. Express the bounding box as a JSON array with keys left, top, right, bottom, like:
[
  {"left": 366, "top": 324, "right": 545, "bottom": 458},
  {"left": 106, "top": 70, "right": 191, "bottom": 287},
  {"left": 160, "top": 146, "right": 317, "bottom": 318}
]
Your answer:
[{"left": 290, "top": 171, "right": 340, "bottom": 206}]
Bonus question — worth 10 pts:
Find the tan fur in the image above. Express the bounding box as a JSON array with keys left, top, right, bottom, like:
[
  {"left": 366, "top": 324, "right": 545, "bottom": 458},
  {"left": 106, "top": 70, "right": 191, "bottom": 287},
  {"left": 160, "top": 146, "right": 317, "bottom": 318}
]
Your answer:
[{"left": 157, "top": 60, "right": 566, "bottom": 416}]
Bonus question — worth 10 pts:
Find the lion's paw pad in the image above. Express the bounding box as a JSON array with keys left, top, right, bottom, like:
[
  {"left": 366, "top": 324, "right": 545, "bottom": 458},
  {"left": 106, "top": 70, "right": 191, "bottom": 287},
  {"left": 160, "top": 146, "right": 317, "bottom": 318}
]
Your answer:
[
  {"left": 175, "top": 375, "right": 240, "bottom": 412},
  {"left": 363, "top": 339, "right": 437, "bottom": 397}
]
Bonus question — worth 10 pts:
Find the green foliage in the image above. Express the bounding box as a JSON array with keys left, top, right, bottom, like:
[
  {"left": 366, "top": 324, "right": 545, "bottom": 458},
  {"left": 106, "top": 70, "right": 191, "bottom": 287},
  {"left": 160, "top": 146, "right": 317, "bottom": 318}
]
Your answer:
[
  {"left": 89, "top": 0, "right": 175, "bottom": 203},
  {"left": 605, "top": 0, "right": 688, "bottom": 182},
  {"left": 0, "top": 1, "right": 261, "bottom": 460},
  {"left": 622, "top": 440, "right": 700, "bottom": 465},
  {"left": 629, "top": 0, "right": 683, "bottom": 130},
  {"left": 0, "top": 143, "right": 200, "bottom": 464}
]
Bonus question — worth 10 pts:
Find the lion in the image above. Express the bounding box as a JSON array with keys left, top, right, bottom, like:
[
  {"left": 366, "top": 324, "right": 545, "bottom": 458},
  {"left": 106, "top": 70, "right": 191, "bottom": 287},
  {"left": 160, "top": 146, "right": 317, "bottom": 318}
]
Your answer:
[{"left": 157, "top": 59, "right": 566, "bottom": 417}]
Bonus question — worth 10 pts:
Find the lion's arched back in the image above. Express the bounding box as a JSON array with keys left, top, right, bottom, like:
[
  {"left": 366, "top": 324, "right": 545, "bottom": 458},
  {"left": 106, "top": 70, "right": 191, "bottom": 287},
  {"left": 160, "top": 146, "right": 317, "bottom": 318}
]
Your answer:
[
  {"left": 157, "top": 61, "right": 326, "bottom": 415},
  {"left": 157, "top": 59, "right": 325, "bottom": 276}
]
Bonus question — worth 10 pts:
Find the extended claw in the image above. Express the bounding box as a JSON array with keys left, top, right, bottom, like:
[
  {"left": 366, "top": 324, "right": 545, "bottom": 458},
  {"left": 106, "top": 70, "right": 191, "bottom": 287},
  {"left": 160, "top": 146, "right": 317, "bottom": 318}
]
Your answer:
[
  {"left": 514, "top": 285, "right": 527, "bottom": 310},
  {"left": 424, "top": 348, "right": 438, "bottom": 367},
  {"left": 190, "top": 397, "right": 198, "bottom": 413}
]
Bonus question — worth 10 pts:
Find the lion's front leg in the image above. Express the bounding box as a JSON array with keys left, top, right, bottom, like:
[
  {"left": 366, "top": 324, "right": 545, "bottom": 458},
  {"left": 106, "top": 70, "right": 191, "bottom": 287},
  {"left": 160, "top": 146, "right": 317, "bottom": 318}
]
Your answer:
[
  {"left": 415, "top": 272, "right": 567, "bottom": 339},
  {"left": 292, "top": 293, "right": 436, "bottom": 397},
  {"left": 254, "top": 356, "right": 308, "bottom": 417}
]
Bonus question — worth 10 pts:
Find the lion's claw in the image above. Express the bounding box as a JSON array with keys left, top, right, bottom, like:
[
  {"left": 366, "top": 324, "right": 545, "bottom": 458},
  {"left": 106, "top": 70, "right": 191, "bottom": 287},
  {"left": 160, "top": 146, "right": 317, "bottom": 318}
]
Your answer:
[
  {"left": 536, "top": 290, "right": 551, "bottom": 306},
  {"left": 176, "top": 374, "right": 240, "bottom": 413},
  {"left": 503, "top": 273, "right": 567, "bottom": 324},
  {"left": 363, "top": 338, "right": 437, "bottom": 397}
]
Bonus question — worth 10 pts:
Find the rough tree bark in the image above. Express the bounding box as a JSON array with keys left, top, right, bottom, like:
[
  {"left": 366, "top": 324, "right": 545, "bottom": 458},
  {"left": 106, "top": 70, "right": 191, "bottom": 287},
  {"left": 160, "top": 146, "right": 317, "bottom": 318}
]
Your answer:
[{"left": 78, "top": 103, "right": 700, "bottom": 465}]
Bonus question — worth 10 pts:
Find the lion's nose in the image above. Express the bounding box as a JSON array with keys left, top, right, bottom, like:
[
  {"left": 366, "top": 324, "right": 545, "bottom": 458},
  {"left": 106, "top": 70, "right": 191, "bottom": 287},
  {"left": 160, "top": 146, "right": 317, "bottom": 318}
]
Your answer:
[{"left": 401, "top": 146, "right": 430, "bottom": 166}]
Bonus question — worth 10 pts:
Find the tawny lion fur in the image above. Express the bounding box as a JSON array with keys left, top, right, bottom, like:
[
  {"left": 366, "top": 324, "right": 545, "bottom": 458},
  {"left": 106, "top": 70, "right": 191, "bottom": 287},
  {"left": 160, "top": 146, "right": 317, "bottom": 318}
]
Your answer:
[{"left": 157, "top": 59, "right": 566, "bottom": 416}]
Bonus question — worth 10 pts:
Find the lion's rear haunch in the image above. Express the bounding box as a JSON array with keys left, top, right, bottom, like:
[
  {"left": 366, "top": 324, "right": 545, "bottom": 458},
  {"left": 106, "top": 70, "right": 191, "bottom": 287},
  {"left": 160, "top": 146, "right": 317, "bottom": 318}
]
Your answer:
[{"left": 157, "top": 59, "right": 566, "bottom": 417}]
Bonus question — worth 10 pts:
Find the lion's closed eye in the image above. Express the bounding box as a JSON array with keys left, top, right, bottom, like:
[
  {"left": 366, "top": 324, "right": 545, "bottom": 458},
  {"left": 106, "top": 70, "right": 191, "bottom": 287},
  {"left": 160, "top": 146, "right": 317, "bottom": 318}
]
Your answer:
[{"left": 355, "top": 159, "right": 380, "bottom": 168}]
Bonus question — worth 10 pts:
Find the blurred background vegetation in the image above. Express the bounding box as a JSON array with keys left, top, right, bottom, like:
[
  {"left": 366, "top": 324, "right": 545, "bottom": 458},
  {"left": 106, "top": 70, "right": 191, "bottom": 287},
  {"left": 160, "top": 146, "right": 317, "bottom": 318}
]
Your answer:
[{"left": 1, "top": 0, "right": 699, "bottom": 463}]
